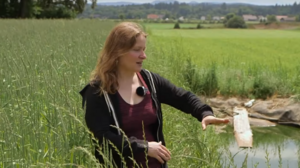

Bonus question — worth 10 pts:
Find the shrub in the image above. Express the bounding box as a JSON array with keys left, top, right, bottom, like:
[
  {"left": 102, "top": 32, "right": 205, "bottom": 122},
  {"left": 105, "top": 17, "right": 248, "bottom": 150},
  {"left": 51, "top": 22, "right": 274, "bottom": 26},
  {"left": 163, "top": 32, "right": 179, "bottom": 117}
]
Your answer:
[
  {"left": 174, "top": 22, "right": 180, "bottom": 29},
  {"left": 37, "top": 6, "right": 76, "bottom": 19},
  {"left": 226, "top": 16, "right": 247, "bottom": 28},
  {"left": 267, "top": 15, "right": 277, "bottom": 23},
  {"left": 196, "top": 23, "right": 202, "bottom": 29}
]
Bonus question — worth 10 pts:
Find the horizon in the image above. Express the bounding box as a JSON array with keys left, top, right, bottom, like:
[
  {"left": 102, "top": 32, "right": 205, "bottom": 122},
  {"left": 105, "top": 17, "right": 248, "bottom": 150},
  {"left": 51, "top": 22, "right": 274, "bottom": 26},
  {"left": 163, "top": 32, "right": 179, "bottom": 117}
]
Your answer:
[{"left": 98, "top": 0, "right": 300, "bottom": 6}]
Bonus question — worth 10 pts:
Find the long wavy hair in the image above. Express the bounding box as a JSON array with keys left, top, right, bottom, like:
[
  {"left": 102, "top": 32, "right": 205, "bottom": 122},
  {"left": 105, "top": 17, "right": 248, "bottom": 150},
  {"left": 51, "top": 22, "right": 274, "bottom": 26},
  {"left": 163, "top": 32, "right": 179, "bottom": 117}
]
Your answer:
[{"left": 90, "top": 22, "right": 147, "bottom": 94}]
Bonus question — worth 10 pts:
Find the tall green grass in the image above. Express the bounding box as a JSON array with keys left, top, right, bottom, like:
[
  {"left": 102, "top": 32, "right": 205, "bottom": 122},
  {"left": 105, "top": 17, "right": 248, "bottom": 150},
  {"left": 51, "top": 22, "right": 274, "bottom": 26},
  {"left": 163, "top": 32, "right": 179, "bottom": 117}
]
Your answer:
[
  {"left": 0, "top": 19, "right": 115, "bottom": 167},
  {"left": 0, "top": 20, "right": 226, "bottom": 168}
]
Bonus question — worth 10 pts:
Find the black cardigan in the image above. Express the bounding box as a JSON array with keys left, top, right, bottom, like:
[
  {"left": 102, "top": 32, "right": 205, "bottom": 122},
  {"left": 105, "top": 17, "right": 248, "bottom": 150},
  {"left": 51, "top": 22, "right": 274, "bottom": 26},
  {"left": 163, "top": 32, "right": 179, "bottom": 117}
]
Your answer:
[{"left": 79, "top": 69, "right": 214, "bottom": 168}]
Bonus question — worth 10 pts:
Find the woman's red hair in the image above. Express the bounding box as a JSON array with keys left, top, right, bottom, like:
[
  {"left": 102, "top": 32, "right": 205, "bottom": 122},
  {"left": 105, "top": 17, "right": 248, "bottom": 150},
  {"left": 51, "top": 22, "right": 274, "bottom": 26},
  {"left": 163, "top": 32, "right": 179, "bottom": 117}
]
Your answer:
[{"left": 90, "top": 22, "right": 147, "bottom": 94}]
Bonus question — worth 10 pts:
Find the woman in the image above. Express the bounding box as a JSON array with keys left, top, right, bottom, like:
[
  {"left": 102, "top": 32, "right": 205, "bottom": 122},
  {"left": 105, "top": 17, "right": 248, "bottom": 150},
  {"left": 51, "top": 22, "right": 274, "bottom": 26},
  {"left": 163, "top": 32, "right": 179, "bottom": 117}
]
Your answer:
[{"left": 79, "top": 22, "right": 229, "bottom": 168}]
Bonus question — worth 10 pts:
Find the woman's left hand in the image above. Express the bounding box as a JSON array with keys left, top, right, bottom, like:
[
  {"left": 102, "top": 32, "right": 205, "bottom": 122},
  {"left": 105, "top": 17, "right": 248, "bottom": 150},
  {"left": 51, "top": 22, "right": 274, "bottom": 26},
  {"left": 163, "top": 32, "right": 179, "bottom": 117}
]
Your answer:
[{"left": 202, "top": 116, "right": 230, "bottom": 131}]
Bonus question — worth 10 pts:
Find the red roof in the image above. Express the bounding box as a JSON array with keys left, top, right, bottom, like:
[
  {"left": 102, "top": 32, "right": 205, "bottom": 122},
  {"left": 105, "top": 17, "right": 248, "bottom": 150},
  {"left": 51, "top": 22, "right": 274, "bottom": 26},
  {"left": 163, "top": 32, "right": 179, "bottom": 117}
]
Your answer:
[{"left": 147, "top": 14, "right": 163, "bottom": 19}]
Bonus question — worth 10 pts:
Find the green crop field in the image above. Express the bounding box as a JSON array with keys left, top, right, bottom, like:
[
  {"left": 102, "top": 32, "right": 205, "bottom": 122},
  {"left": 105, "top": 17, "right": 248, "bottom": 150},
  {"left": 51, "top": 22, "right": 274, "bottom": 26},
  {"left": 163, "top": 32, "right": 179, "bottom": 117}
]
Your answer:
[
  {"left": 1, "top": 20, "right": 299, "bottom": 168},
  {"left": 144, "top": 23, "right": 300, "bottom": 98}
]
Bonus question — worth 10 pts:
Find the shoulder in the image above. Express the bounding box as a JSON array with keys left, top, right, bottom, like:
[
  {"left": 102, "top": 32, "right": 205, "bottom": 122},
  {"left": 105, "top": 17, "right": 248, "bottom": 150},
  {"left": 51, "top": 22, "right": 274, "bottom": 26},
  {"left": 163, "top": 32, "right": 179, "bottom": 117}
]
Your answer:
[
  {"left": 80, "top": 81, "right": 101, "bottom": 96},
  {"left": 140, "top": 69, "right": 165, "bottom": 82},
  {"left": 79, "top": 80, "right": 102, "bottom": 109}
]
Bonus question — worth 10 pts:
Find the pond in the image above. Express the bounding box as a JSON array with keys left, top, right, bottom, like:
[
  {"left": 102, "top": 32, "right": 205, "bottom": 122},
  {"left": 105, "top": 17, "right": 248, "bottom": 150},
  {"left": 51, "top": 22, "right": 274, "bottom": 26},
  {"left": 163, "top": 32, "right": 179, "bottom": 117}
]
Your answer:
[{"left": 219, "top": 125, "right": 300, "bottom": 168}]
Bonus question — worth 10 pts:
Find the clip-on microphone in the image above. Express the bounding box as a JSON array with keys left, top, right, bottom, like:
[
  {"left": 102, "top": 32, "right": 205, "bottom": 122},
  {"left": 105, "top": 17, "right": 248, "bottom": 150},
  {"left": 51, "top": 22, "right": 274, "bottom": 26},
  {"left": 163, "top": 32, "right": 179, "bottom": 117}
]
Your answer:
[{"left": 136, "top": 86, "right": 148, "bottom": 97}]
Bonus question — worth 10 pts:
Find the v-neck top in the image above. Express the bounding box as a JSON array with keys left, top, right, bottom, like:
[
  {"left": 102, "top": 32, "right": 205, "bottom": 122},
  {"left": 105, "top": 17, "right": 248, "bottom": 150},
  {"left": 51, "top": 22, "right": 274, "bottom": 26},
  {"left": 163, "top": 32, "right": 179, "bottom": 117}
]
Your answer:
[{"left": 117, "top": 72, "right": 161, "bottom": 168}]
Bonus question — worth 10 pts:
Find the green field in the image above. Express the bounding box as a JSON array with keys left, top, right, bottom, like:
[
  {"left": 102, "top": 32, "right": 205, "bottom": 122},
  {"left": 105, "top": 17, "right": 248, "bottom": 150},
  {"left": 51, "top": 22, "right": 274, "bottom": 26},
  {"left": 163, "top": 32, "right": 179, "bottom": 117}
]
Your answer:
[
  {"left": 1, "top": 20, "right": 300, "bottom": 168},
  {"left": 144, "top": 23, "right": 300, "bottom": 98}
]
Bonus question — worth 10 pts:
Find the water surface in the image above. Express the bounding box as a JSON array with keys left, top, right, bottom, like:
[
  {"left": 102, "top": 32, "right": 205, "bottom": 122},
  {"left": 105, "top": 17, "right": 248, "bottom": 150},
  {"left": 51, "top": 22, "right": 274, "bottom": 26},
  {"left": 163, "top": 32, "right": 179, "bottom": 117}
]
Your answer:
[{"left": 220, "top": 125, "right": 300, "bottom": 168}]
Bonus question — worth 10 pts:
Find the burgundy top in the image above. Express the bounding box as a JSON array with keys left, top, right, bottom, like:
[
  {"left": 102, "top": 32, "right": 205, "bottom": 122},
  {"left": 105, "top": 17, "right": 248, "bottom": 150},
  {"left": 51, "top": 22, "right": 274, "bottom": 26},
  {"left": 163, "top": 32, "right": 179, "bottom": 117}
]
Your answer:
[{"left": 117, "top": 72, "right": 161, "bottom": 168}]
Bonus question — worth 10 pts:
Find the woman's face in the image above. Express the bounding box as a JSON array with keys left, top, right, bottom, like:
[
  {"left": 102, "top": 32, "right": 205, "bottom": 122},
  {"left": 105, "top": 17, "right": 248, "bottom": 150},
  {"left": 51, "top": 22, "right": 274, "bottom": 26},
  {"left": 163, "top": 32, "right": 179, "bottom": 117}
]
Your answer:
[{"left": 118, "top": 35, "right": 147, "bottom": 73}]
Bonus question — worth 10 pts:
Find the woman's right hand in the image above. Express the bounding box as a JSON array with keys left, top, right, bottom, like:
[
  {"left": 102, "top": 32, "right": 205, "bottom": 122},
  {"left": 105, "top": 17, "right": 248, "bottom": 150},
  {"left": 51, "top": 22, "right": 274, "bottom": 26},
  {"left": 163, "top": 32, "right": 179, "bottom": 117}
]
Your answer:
[{"left": 147, "top": 141, "right": 171, "bottom": 163}]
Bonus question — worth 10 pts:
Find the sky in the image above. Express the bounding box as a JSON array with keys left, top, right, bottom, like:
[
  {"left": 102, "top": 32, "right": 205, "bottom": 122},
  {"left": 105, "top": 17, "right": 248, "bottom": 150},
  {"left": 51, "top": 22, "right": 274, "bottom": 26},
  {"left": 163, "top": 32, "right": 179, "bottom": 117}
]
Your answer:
[{"left": 99, "top": 0, "right": 299, "bottom": 6}]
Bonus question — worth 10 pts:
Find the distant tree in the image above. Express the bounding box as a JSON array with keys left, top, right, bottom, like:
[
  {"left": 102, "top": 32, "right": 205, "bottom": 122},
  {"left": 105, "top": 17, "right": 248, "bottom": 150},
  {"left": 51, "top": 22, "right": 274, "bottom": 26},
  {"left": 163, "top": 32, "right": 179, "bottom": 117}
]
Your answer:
[
  {"left": 178, "top": 5, "right": 190, "bottom": 16},
  {"left": 296, "top": 15, "right": 300, "bottom": 22},
  {"left": 292, "top": 1, "right": 298, "bottom": 14},
  {"left": 226, "top": 15, "right": 247, "bottom": 28},
  {"left": 223, "top": 13, "right": 236, "bottom": 26},
  {"left": 77, "top": 2, "right": 300, "bottom": 20},
  {"left": 119, "top": 14, "right": 124, "bottom": 20},
  {"left": 221, "top": 3, "right": 227, "bottom": 14},
  {"left": 0, "top": 0, "right": 88, "bottom": 18},
  {"left": 174, "top": 22, "right": 180, "bottom": 29},
  {"left": 91, "top": 0, "right": 97, "bottom": 10},
  {"left": 0, "top": 0, "right": 33, "bottom": 18},
  {"left": 267, "top": 15, "right": 277, "bottom": 23},
  {"left": 173, "top": 1, "right": 179, "bottom": 11},
  {"left": 206, "top": 14, "right": 212, "bottom": 21},
  {"left": 225, "top": 13, "right": 235, "bottom": 21},
  {"left": 196, "top": 23, "right": 202, "bottom": 29},
  {"left": 164, "top": 13, "right": 170, "bottom": 19},
  {"left": 237, "top": 9, "right": 243, "bottom": 16},
  {"left": 19, "top": 0, "right": 34, "bottom": 18}
]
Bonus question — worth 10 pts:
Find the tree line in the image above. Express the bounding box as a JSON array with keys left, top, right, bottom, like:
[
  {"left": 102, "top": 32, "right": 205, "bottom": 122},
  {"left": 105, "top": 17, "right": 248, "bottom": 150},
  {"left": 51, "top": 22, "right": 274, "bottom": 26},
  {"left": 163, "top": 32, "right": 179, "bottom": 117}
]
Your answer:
[
  {"left": 0, "top": 0, "right": 97, "bottom": 18},
  {"left": 79, "top": 2, "right": 300, "bottom": 20},
  {"left": 1, "top": 1, "right": 300, "bottom": 20}
]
